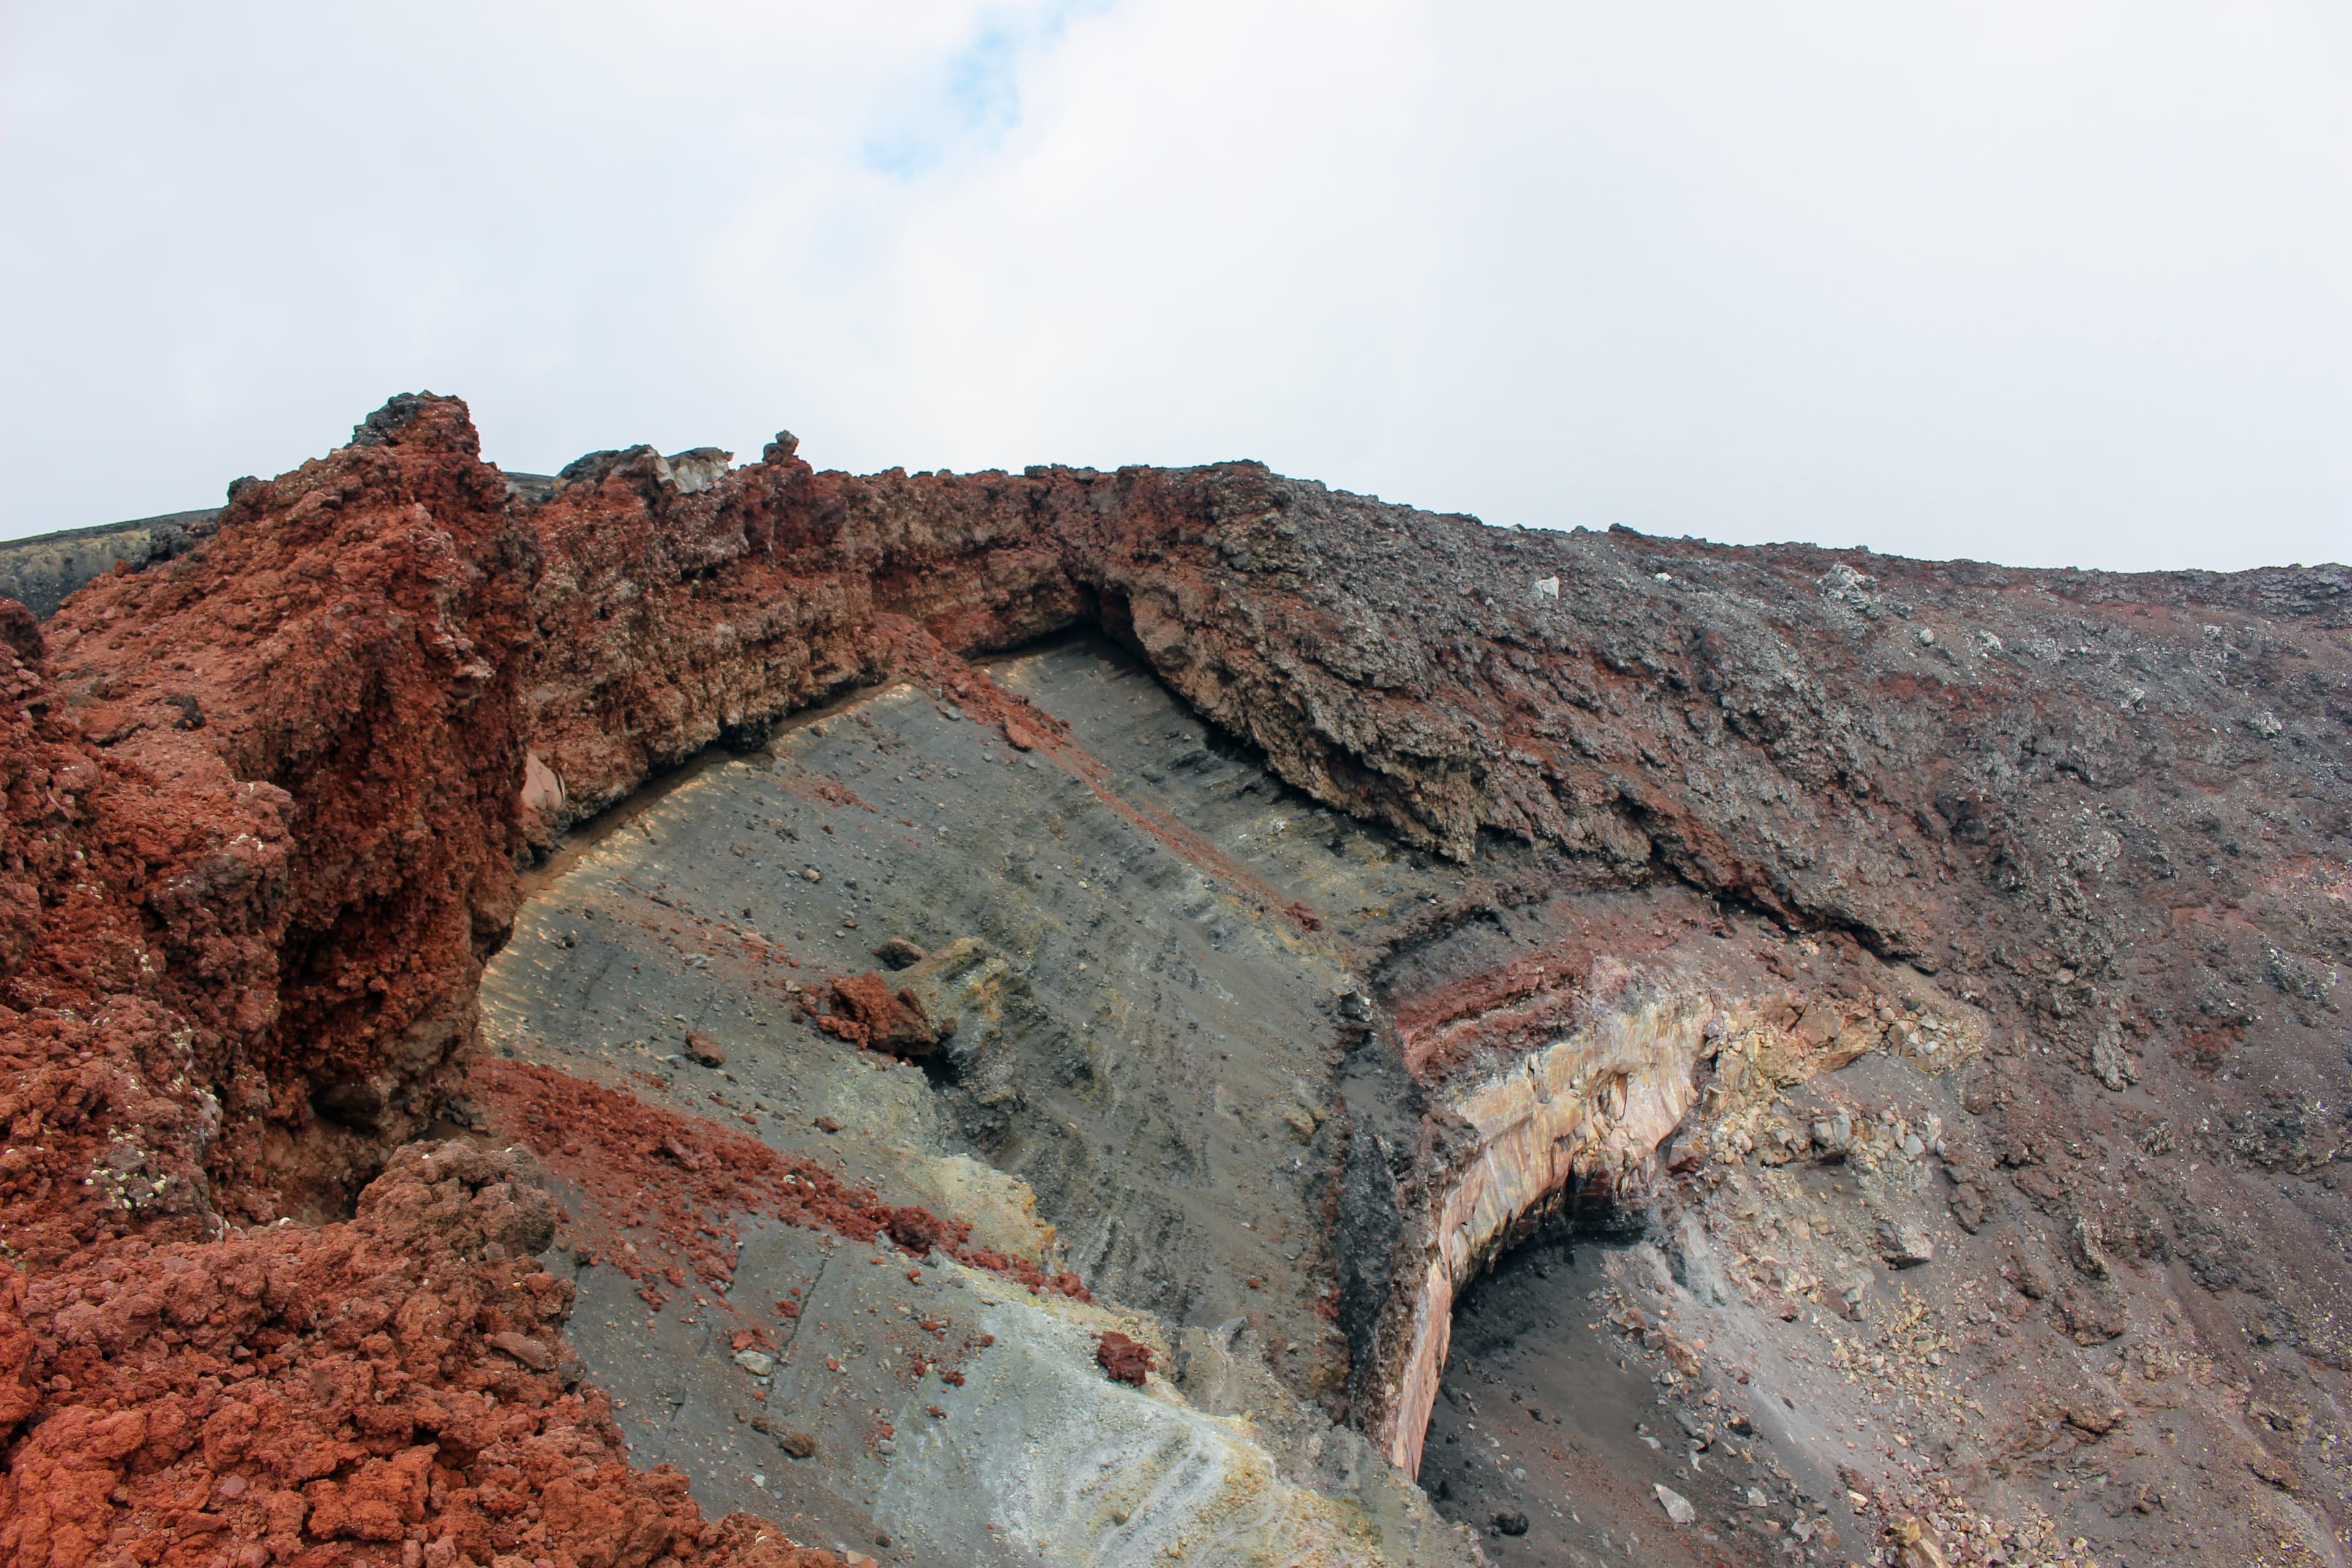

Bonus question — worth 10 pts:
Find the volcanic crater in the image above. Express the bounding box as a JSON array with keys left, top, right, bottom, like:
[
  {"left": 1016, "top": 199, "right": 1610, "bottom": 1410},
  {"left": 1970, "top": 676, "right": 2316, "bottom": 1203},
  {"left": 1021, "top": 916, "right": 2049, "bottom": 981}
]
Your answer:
[{"left": 1, "top": 392, "right": 2347, "bottom": 1568}]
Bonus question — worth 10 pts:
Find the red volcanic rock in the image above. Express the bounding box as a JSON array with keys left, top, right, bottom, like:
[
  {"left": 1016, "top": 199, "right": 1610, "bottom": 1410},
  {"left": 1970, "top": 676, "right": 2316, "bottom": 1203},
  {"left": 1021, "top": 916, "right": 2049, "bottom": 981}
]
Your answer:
[
  {"left": 508, "top": 434, "right": 1099, "bottom": 836},
  {"left": 822, "top": 972, "right": 941, "bottom": 1055},
  {"left": 0, "top": 1140, "right": 843, "bottom": 1568},
  {"left": 1096, "top": 1331, "right": 1155, "bottom": 1387},
  {"left": 39, "top": 392, "right": 540, "bottom": 1217},
  {"left": 0, "top": 597, "right": 40, "bottom": 666},
  {"left": 884, "top": 1206, "right": 959, "bottom": 1256},
  {"left": 0, "top": 601, "right": 293, "bottom": 1267}
]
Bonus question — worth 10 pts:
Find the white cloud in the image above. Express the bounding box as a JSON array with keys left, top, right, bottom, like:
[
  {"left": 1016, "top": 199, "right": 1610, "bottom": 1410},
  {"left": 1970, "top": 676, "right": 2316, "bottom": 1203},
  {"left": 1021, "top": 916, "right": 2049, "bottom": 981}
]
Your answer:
[{"left": 2, "top": 0, "right": 2346, "bottom": 569}]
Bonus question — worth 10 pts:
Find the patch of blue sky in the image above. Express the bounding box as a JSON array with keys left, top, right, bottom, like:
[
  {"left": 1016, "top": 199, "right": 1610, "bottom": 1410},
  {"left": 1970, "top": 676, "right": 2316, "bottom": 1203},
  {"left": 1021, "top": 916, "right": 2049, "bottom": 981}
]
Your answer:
[{"left": 862, "top": 0, "right": 1115, "bottom": 178}]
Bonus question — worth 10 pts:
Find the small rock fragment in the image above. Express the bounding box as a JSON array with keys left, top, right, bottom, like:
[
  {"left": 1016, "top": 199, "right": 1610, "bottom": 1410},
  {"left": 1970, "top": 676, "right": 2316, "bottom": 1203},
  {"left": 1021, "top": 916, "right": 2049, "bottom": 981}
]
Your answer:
[
  {"left": 823, "top": 972, "right": 943, "bottom": 1056},
  {"left": 1490, "top": 1510, "right": 1529, "bottom": 1536},
  {"left": 779, "top": 1430, "right": 817, "bottom": 1458},
  {"left": 2065, "top": 1405, "right": 2125, "bottom": 1438},
  {"left": 1881, "top": 1222, "right": 1936, "bottom": 1268},
  {"left": 872, "top": 937, "right": 927, "bottom": 970},
  {"left": 1096, "top": 1330, "right": 1155, "bottom": 1387},
  {"left": 1811, "top": 1113, "right": 1855, "bottom": 1158},
  {"left": 1947, "top": 1183, "right": 1986, "bottom": 1234},
  {"left": 486, "top": 1332, "right": 552, "bottom": 1371},
  {"left": 682, "top": 1031, "right": 726, "bottom": 1068},
  {"left": 733, "top": 1349, "right": 775, "bottom": 1376},
  {"left": 1892, "top": 1515, "right": 1950, "bottom": 1567},
  {"left": 1654, "top": 1483, "right": 1696, "bottom": 1525}
]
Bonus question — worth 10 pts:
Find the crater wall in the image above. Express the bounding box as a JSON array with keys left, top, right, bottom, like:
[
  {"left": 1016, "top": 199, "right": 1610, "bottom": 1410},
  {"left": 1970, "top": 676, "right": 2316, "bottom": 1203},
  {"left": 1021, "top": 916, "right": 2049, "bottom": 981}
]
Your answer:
[{"left": 3, "top": 393, "right": 2346, "bottom": 1566}]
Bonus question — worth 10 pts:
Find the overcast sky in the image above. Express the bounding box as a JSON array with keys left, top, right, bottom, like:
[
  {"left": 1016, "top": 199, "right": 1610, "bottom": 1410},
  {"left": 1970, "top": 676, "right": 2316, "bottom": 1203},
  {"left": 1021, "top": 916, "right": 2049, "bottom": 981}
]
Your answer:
[{"left": 2, "top": 2, "right": 2346, "bottom": 570}]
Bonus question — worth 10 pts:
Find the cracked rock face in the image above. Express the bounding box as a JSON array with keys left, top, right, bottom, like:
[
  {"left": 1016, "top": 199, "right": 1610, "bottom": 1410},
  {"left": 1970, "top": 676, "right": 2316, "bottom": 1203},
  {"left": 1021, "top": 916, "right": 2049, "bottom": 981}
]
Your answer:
[{"left": 0, "top": 391, "right": 2345, "bottom": 1568}]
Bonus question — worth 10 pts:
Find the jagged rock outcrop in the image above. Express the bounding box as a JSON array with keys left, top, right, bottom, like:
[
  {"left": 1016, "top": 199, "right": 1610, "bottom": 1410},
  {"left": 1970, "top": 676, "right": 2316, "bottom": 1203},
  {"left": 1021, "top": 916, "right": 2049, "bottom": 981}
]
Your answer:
[{"left": 35, "top": 393, "right": 540, "bottom": 1217}]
